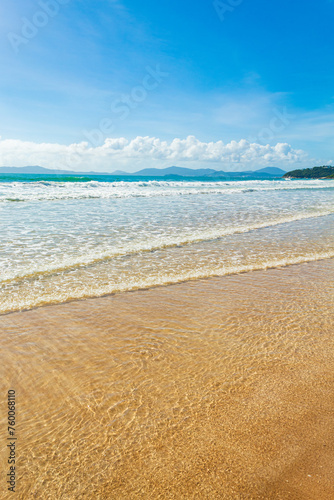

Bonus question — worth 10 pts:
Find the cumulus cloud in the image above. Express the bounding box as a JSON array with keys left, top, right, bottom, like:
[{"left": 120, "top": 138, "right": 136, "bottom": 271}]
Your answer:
[{"left": 0, "top": 135, "right": 308, "bottom": 172}]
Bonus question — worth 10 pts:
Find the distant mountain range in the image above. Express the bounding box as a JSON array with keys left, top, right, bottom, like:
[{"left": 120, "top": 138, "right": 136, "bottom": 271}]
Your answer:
[
  {"left": 0, "top": 166, "right": 105, "bottom": 175},
  {"left": 0, "top": 165, "right": 287, "bottom": 178},
  {"left": 116, "top": 166, "right": 286, "bottom": 177}
]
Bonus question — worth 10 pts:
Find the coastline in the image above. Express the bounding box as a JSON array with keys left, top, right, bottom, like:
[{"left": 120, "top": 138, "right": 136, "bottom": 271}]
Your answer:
[{"left": 1, "top": 259, "right": 334, "bottom": 498}]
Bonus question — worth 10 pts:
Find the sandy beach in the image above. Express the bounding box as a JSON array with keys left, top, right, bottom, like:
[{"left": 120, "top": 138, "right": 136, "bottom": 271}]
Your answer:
[
  {"left": 1, "top": 258, "right": 333, "bottom": 499},
  {"left": 2, "top": 0, "right": 334, "bottom": 497}
]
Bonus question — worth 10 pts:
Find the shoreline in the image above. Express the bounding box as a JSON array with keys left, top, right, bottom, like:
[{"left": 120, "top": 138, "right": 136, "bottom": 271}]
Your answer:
[
  {"left": 1, "top": 259, "right": 334, "bottom": 498},
  {"left": 2, "top": 253, "right": 334, "bottom": 317}
]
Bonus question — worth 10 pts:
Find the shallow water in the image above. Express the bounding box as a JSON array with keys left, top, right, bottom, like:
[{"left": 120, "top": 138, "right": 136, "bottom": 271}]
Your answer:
[{"left": 0, "top": 260, "right": 334, "bottom": 498}]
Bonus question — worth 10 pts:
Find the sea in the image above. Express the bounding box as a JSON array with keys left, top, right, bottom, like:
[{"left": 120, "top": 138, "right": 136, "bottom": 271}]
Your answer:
[{"left": 1, "top": 173, "right": 334, "bottom": 314}]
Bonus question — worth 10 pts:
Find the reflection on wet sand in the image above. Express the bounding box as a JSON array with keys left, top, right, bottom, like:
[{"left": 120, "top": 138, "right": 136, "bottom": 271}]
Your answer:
[{"left": 1, "top": 259, "right": 334, "bottom": 499}]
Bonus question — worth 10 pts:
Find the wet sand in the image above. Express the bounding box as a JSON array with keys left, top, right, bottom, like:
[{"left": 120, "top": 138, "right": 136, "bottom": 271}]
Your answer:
[{"left": 0, "top": 259, "right": 334, "bottom": 499}]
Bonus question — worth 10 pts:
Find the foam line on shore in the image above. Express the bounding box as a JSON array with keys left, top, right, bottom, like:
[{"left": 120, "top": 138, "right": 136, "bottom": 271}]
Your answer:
[
  {"left": 2, "top": 251, "right": 334, "bottom": 315},
  {"left": 2, "top": 208, "right": 334, "bottom": 283}
]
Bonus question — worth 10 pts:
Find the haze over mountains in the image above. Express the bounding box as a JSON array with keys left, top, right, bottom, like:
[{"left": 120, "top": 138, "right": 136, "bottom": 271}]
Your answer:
[
  {"left": 118, "top": 166, "right": 286, "bottom": 177},
  {"left": 0, "top": 166, "right": 287, "bottom": 178}
]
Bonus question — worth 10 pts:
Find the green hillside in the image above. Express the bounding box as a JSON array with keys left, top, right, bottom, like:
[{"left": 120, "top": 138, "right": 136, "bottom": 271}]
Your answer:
[{"left": 283, "top": 166, "right": 334, "bottom": 179}]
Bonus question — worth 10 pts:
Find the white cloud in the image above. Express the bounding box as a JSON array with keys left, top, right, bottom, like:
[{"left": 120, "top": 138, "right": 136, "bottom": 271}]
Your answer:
[{"left": 0, "top": 135, "right": 309, "bottom": 172}]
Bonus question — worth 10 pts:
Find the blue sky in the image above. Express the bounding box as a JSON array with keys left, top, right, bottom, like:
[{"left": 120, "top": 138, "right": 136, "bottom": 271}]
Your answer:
[{"left": 1, "top": 0, "right": 334, "bottom": 171}]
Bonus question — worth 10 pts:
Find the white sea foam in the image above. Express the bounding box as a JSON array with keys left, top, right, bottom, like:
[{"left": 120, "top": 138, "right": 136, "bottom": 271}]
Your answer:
[
  {"left": 1, "top": 249, "right": 334, "bottom": 315},
  {"left": 0, "top": 179, "right": 333, "bottom": 202},
  {"left": 1, "top": 207, "right": 334, "bottom": 283}
]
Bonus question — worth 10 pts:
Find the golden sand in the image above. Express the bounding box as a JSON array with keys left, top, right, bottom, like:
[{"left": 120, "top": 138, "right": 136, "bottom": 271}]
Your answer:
[{"left": 0, "top": 259, "right": 334, "bottom": 499}]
